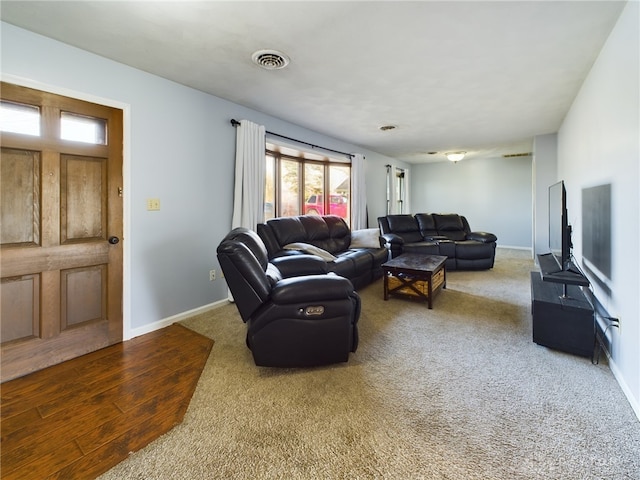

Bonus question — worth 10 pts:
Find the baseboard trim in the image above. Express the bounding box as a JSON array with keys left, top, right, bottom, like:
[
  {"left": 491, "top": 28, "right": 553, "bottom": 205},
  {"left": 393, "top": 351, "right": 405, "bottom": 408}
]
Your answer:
[
  {"left": 125, "top": 299, "right": 229, "bottom": 341},
  {"left": 609, "top": 357, "right": 640, "bottom": 422},
  {"left": 496, "top": 245, "right": 533, "bottom": 252}
]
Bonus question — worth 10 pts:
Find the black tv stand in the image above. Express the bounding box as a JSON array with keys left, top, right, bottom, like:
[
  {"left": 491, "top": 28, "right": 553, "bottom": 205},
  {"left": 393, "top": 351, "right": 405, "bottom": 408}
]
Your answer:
[{"left": 530, "top": 272, "right": 595, "bottom": 358}]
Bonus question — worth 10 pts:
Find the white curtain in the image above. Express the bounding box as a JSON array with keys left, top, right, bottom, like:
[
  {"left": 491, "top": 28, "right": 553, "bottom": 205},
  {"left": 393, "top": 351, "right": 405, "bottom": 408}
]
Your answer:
[
  {"left": 231, "top": 119, "right": 266, "bottom": 230},
  {"left": 403, "top": 166, "right": 411, "bottom": 214},
  {"left": 351, "top": 153, "right": 368, "bottom": 229},
  {"left": 387, "top": 164, "right": 410, "bottom": 215}
]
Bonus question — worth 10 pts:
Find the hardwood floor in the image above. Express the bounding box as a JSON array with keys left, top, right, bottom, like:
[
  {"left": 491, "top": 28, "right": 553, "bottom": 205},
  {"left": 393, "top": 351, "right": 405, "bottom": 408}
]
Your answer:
[{"left": 1, "top": 324, "right": 214, "bottom": 480}]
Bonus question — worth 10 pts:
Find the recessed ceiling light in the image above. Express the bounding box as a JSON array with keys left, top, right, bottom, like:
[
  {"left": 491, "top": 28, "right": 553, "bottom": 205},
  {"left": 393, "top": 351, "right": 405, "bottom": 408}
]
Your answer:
[
  {"left": 251, "top": 49, "right": 290, "bottom": 70},
  {"left": 379, "top": 125, "right": 397, "bottom": 131}
]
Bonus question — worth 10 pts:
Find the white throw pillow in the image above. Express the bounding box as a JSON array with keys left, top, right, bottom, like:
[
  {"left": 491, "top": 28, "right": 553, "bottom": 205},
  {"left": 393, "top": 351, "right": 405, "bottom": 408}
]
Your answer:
[
  {"left": 283, "top": 242, "right": 337, "bottom": 261},
  {"left": 349, "top": 228, "right": 382, "bottom": 249}
]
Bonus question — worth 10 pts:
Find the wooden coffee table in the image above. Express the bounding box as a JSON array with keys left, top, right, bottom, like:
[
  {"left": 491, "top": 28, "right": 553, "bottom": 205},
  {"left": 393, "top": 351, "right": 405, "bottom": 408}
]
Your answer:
[{"left": 382, "top": 254, "right": 447, "bottom": 308}]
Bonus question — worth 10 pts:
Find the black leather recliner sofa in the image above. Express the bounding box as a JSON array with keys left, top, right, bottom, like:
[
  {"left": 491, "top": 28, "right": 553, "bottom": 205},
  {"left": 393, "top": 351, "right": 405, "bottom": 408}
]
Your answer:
[
  {"left": 378, "top": 213, "right": 497, "bottom": 270},
  {"left": 217, "top": 227, "right": 361, "bottom": 367},
  {"left": 257, "top": 215, "right": 388, "bottom": 290}
]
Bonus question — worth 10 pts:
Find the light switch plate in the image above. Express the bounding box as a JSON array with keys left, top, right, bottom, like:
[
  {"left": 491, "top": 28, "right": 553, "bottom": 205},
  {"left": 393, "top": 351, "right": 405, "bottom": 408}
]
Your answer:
[{"left": 147, "top": 198, "right": 160, "bottom": 211}]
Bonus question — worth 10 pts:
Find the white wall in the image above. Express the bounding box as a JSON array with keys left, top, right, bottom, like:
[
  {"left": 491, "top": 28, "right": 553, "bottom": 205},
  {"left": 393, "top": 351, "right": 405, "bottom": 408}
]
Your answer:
[
  {"left": 411, "top": 155, "right": 533, "bottom": 248},
  {"left": 1, "top": 22, "right": 400, "bottom": 336},
  {"left": 557, "top": 1, "right": 639, "bottom": 418}
]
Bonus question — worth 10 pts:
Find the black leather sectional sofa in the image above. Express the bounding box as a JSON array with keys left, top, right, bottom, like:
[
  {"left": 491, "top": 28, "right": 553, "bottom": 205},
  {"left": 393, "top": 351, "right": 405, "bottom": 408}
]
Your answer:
[
  {"left": 378, "top": 213, "right": 497, "bottom": 270},
  {"left": 258, "top": 215, "right": 388, "bottom": 289}
]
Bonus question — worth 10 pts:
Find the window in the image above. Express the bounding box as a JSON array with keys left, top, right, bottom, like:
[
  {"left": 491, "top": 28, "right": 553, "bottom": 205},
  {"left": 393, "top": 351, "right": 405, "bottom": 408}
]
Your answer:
[
  {"left": 265, "top": 143, "right": 351, "bottom": 225},
  {"left": 0, "top": 101, "right": 40, "bottom": 136},
  {"left": 1, "top": 101, "right": 107, "bottom": 145},
  {"left": 60, "top": 112, "right": 107, "bottom": 145},
  {"left": 386, "top": 164, "right": 409, "bottom": 215},
  {"left": 396, "top": 167, "right": 406, "bottom": 214}
]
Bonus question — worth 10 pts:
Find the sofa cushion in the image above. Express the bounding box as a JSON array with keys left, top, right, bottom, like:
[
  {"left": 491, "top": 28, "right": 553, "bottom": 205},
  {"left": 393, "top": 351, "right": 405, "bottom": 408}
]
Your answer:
[
  {"left": 338, "top": 250, "right": 372, "bottom": 275},
  {"left": 323, "top": 215, "right": 351, "bottom": 252},
  {"left": 433, "top": 214, "right": 467, "bottom": 241},
  {"left": 401, "top": 241, "right": 440, "bottom": 256},
  {"left": 299, "top": 215, "right": 330, "bottom": 241},
  {"left": 415, "top": 213, "right": 439, "bottom": 238},
  {"left": 329, "top": 256, "right": 355, "bottom": 278},
  {"left": 268, "top": 217, "right": 307, "bottom": 245},
  {"left": 455, "top": 241, "right": 496, "bottom": 260},
  {"left": 436, "top": 239, "right": 456, "bottom": 258},
  {"left": 433, "top": 213, "right": 464, "bottom": 231},
  {"left": 386, "top": 215, "right": 423, "bottom": 243},
  {"left": 387, "top": 214, "right": 418, "bottom": 232},
  {"left": 257, "top": 223, "right": 282, "bottom": 258}
]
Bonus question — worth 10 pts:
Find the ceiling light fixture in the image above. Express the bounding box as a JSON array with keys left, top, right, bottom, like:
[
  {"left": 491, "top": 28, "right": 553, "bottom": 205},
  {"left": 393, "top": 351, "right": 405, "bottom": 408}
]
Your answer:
[
  {"left": 446, "top": 151, "right": 466, "bottom": 162},
  {"left": 251, "top": 49, "right": 290, "bottom": 70}
]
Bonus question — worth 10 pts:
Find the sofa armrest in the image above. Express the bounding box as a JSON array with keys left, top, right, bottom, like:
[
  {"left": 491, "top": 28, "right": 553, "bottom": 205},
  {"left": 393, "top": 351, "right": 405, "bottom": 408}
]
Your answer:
[
  {"left": 382, "top": 233, "right": 404, "bottom": 245},
  {"left": 272, "top": 274, "right": 355, "bottom": 304},
  {"left": 271, "top": 255, "right": 328, "bottom": 277},
  {"left": 467, "top": 231, "right": 497, "bottom": 243}
]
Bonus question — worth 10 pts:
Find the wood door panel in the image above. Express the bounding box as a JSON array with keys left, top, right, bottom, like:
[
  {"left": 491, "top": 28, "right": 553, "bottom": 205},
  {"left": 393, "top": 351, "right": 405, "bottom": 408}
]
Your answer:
[
  {"left": 61, "top": 265, "right": 107, "bottom": 329},
  {"left": 0, "top": 148, "right": 41, "bottom": 246},
  {"left": 0, "top": 275, "right": 40, "bottom": 343},
  {"left": 61, "top": 154, "right": 107, "bottom": 243}
]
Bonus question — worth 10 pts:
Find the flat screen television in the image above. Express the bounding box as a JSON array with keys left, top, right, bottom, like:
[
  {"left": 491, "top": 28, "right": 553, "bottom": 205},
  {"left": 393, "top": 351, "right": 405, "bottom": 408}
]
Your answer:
[{"left": 548, "top": 180, "right": 571, "bottom": 272}]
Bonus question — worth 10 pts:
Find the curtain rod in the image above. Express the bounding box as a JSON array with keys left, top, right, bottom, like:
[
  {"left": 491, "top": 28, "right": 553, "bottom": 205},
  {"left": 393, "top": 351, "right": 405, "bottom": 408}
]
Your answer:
[{"left": 230, "top": 119, "right": 353, "bottom": 158}]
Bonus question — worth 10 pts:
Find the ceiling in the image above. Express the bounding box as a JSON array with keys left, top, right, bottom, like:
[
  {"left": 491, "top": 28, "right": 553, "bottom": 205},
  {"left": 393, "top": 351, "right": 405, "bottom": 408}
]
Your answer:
[{"left": 0, "top": 1, "right": 626, "bottom": 163}]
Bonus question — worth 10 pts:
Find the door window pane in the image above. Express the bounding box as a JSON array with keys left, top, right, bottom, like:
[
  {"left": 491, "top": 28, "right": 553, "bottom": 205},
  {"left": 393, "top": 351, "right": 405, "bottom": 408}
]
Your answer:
[
  {"left": 60, "top": 112, "right": 107, "bottom": 145},
  {"left": 0, "top": 101, "right": 40, "bottom": 136}
]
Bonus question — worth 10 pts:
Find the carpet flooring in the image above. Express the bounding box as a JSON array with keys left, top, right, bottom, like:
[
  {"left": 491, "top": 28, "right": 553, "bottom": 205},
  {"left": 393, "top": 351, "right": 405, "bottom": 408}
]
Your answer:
[{"left": 98, "top": 249, "right": 640, "bottom": 479}]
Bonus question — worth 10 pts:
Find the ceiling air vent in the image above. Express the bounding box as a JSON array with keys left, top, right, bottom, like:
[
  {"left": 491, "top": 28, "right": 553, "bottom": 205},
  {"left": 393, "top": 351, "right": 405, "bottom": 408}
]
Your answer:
[
  {"left": 503, "top": 152, "right": 532, "bottom": 158},
  {"left": 252, "top": 50, "right": 290, "bottom": 70}
]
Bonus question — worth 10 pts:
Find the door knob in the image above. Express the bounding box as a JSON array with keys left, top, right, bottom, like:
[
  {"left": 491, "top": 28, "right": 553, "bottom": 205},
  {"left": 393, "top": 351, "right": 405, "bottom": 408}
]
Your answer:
[{"left": 108, "top": 236, "right": 120, "bottom": 245}]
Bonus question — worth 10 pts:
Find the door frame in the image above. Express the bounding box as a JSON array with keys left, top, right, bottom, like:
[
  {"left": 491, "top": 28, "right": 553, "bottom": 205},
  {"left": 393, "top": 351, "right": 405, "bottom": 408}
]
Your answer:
[{"left": 2, "top": 73, "right": 133, "bottom": 341}]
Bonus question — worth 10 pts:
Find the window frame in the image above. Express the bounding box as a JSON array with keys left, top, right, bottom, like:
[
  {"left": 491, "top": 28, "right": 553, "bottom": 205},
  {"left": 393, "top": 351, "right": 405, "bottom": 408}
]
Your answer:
[{"left": 265, "top": 143, "right": 352, "bottom": 224}]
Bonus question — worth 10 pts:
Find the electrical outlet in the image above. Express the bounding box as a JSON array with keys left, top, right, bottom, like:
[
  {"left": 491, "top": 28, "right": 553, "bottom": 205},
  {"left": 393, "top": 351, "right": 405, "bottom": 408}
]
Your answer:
[{"left": 209, "top": 269, "right": 216, "bottom": 281}]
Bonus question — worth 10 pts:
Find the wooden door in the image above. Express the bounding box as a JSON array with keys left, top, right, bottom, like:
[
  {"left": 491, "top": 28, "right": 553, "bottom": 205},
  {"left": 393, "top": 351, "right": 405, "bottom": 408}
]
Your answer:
[{"left": 1, "top": 82, "right": 123, "bottom": 382}]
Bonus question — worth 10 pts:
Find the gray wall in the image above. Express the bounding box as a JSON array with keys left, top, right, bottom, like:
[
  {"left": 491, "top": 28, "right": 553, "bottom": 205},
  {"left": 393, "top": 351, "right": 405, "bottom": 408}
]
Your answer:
[{"left": 410, "top": 155, "right": 533, "bottom": 249}]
